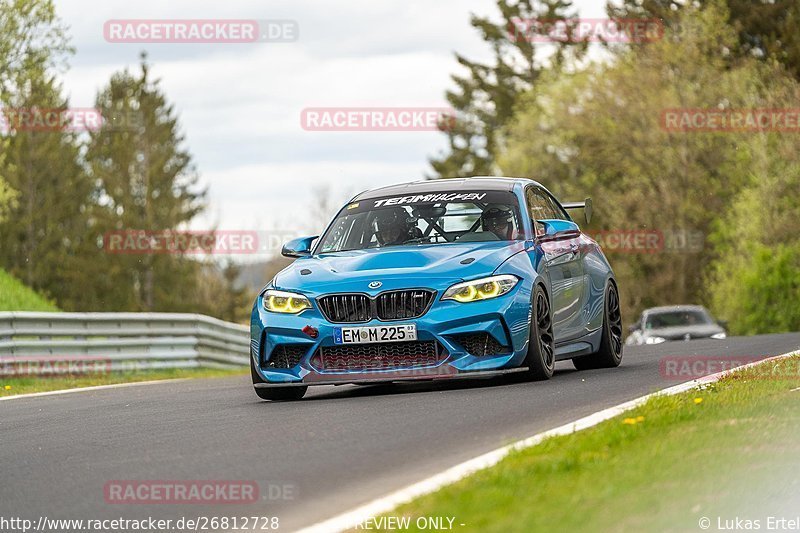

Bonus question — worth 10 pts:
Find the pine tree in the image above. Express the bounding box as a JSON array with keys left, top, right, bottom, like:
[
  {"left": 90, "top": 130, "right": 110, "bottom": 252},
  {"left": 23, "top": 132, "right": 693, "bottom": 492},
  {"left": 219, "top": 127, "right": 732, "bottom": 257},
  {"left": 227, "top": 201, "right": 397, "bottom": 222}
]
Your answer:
[
  {"left": 0, "top": 67, "right": 94, "bottom": 305},
  {"left": 86, "top": 53, "right": 206, "bottom": 311},
  {"left": 0, "top": 0, "right": 92, "bottom": 307},
  {"left": 428, "top": 0, "right": 577, "bottom": 178}
]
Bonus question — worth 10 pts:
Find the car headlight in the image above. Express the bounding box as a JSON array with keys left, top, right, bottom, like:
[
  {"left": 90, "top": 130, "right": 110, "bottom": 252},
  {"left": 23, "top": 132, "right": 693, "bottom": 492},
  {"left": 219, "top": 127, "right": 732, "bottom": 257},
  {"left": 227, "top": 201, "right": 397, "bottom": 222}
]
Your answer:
[
  {"left": 645, "top": 336, "right": 666, "bottom": 345},
  {"left": 711, "top": 332, "right": 727, "bottom": 339},
  {"left": 262, "top": 289, "right": 311, "bottom": 314},
  {"left": 442, "top": 275, "right": 519, "bottom": 303}
]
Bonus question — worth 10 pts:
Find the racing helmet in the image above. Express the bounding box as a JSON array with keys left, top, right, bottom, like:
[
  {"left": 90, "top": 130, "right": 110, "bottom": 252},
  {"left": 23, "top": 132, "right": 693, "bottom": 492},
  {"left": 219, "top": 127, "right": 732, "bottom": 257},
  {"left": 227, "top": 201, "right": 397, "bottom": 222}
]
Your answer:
[
  {"left": 374, "top": 207, "right": 411, "bottom": 244},
  {"left": 481, "top": 204, "right": 514, "bottom": 239}
]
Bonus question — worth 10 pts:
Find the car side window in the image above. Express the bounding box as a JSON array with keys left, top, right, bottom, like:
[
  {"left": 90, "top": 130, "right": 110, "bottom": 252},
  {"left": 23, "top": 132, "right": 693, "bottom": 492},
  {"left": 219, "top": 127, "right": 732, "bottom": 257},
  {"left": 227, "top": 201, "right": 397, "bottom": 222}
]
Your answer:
[
  {"left": 543, "top": 193, "right": 569, "bottom": 221},
  {"left": 525, "top": 187, "right": 559, "bottom": 235},
  {"left": 526, "top": 188, "right": 554, "bottom": 221}
]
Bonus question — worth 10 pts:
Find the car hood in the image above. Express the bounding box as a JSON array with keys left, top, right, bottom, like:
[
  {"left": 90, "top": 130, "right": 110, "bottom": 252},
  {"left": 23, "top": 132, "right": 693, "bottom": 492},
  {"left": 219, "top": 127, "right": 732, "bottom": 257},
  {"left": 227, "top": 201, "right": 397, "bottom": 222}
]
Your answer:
[
  {"left": 645, "top": 324, "right": 725, "bottom": 340},
  {"left": 273, "top": 241, "right": 526, "bottom": 295}
]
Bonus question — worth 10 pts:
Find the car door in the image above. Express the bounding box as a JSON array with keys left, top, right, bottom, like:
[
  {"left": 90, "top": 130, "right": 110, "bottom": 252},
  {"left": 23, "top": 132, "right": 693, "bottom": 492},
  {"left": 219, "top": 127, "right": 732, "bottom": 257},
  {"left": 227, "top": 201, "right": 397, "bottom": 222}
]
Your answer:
[{"left": 525, "top": 186, "right": 586, "bottom": 343}]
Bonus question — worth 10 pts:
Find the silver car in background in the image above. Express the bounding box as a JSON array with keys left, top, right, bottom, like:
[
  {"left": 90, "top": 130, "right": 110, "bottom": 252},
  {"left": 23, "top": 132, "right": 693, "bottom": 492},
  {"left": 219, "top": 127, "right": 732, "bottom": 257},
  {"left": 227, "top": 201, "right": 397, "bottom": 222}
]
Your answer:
[{"left": 626, "top": 305, "right": 727, "bottom": 345}]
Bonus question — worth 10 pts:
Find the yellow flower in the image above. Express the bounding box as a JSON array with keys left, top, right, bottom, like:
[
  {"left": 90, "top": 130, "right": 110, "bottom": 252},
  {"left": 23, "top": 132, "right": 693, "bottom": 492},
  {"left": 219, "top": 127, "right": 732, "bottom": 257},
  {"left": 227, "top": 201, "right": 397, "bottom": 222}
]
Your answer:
[
  {"left": 636, "top": 416, "right": 645, "bottom": 422},
  {"left": 623, "top": 418, "right": 637, "bottom": 425},
  {"left": 694, "top": 397, "right": 703, "bottom": 404},
  {"left": 3, "top": 385, "right": 10, "bottom": 390}
]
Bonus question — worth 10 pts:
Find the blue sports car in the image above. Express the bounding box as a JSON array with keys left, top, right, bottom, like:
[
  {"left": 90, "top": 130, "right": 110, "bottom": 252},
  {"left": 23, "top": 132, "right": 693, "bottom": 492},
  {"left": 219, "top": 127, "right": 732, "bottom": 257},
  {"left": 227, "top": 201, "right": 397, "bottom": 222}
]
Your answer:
[{"left": 250, "top": 177, "right": 622, "bottom": 400}]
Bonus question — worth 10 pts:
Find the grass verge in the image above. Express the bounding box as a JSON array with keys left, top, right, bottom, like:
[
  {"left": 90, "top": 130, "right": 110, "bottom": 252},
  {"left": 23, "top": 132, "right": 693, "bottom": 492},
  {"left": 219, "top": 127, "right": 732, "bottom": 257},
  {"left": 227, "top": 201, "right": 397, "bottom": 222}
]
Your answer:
[
  {"left": 369, "top": 356, "right": 800, "bottom": 532},
  {"left": 0, "top": 366, "right": 247, "bottom": 397},
  {"left": 0, "top": 269, "right": 58, "bottom": 311}
]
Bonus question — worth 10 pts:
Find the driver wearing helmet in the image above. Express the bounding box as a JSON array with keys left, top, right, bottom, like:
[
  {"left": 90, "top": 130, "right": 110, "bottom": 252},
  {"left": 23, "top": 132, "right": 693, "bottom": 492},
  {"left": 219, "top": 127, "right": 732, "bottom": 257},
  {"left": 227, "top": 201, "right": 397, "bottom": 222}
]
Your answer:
[
  {"left": 481, "top": 204, "right": 515, "bottom": 240},
  {"left": 375, "top": 207, "right": 415, "bottom": 246}
]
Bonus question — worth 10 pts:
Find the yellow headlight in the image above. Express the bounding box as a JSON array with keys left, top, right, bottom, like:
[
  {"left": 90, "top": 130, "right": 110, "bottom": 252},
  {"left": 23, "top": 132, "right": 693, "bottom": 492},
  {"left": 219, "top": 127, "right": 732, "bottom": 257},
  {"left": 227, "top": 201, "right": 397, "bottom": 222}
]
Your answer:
[
  {"left": 442, "top": 275, "right": 519, "bottom": 303},
  {"left": 477, "top": 281, "right": 501, "bottom": 299},
  {"left": 263, "top": 290, "right": 311, "bottom": 314},
  {"left": 452, "top": 285, "right": 478, "bottom": 303}
]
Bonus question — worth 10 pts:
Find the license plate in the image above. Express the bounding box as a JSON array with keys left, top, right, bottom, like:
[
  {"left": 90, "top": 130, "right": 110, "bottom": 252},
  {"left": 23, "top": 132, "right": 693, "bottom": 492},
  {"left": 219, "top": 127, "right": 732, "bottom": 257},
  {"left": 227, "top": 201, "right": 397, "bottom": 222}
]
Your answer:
[{"left": 334, "top": 324, "right": 417, "bottom": 345}]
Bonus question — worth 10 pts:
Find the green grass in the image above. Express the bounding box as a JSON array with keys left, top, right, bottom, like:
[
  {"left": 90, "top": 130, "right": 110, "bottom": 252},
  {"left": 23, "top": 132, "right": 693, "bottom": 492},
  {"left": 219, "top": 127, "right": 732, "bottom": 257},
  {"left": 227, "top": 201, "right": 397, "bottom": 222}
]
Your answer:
[
  {"left": 0, "top": 269, "right": 59, "bottom": 311},
  {"left": 374, "top": 357, "right": 800, "bottom": 532},
  {"left": 0, "top": 366, "right": 247, "bottom": 397}
]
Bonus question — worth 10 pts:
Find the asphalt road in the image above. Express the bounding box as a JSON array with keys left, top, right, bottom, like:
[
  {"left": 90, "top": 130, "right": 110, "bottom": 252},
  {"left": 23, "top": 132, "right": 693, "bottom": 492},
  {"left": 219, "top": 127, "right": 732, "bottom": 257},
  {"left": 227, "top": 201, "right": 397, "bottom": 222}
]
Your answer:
[{"left": 1, "top": 333, "right": 799, "bottom": 532}]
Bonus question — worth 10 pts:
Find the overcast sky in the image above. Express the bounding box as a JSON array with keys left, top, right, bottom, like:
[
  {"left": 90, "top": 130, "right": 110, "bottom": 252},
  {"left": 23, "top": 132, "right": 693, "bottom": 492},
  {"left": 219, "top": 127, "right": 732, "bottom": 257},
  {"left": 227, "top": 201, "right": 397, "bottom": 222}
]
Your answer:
[{"left": 57, "top": 0, "right": 606, "bottom": 236}]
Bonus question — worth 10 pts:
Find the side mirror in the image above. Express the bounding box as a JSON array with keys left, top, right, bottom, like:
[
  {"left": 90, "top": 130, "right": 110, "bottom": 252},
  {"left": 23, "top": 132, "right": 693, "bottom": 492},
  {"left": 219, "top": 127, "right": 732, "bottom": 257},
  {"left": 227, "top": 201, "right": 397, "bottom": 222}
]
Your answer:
[
  {"left": 536, "top": 219, "right": 581, "bottom": 242},
  {"left": 281, "top": 236, "right": 318, "bottom": 258}
]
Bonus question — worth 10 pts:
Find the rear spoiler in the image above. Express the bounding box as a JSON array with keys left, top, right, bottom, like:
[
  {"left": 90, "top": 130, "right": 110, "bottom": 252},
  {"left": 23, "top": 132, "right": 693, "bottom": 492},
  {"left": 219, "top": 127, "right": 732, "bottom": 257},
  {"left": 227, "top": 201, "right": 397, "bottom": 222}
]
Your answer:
[{"left": 562, "top": 198, "right": 593, "bottom": 224}]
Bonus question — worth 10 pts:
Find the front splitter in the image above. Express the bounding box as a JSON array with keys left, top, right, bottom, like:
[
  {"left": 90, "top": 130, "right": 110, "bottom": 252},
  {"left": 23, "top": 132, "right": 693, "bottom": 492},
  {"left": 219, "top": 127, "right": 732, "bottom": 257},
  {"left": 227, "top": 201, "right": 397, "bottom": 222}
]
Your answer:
[{"left": 254, "top": 367, "right": 528, "bottom": 387}]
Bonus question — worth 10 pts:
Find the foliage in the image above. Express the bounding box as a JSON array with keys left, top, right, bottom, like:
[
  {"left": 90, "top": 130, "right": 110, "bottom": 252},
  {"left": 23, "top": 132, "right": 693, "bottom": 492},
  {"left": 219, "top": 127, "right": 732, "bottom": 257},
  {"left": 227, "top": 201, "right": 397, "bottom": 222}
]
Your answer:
[
  {"left": 498, "top": 1, "right": 800, "bottom": 326},
  {"left": 0, "top": 4, "right": 243, "bottom": 321},
  {"left": 0, "top": 268, "right": 58, "bottom": 311},
  {"left": 608, "top": 0, "right": 800, "bottom": 80},
  {"left": 428, "top": 0, "right": 579, "bottom": 178},
  {"left": 707, "top": 135, "right": 800, "bottom": 333},
  {"left": 84, "top": 55, "right": 207, "bottom": 312}
]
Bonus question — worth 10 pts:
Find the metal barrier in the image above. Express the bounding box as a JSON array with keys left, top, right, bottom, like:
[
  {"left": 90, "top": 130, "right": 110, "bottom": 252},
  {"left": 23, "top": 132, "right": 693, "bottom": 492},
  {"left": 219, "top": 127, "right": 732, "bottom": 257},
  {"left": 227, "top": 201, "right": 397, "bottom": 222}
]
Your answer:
[{"left": 0, "top": 312, "right": 250, "bottom": 373}]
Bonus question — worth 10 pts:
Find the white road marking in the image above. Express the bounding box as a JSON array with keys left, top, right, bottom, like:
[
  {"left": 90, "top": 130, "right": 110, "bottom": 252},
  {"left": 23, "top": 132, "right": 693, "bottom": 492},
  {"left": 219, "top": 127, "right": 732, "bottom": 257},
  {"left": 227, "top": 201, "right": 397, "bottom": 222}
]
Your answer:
[
  {"left": 297, "top": 350, "right": 800, "bottom": 533},
  {"left": 0, "top": 379, "right": 190, "bottom": 401}
]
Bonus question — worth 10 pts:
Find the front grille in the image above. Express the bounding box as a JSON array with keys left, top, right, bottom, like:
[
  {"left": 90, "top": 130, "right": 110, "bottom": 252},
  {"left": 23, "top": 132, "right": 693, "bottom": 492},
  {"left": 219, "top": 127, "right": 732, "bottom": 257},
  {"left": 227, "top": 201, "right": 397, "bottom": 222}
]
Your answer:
[
  {"left": 313, "top": 341, "right": 446, "bottom": 371},
  {"left": 318, "top": 294, "right": 371, "bottom": 323},
  {"left": 377, "top": 290, "right": 435, "bottom": 320},
  {"left": 454, "top": 333, "right": 512, "bottom": 357},
  {"left": 318, "top": 290, "right": 435, "bottom": 323},
  {"left": 265, "top": 344, "right": 308, "bottom": 369}
]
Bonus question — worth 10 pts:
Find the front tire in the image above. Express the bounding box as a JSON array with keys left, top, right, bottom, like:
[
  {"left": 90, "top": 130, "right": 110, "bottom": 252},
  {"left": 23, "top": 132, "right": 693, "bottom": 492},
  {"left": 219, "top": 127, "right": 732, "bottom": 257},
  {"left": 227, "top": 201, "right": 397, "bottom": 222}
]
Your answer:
[
  {"left": 251, "top": 356, "right": 307, "bottom": 401},
  {"left": 573, "top": 281, "right": 623, "bottom": 370},
  {"left": 523, "top": 284, "right": 556, "bottom": 381}
]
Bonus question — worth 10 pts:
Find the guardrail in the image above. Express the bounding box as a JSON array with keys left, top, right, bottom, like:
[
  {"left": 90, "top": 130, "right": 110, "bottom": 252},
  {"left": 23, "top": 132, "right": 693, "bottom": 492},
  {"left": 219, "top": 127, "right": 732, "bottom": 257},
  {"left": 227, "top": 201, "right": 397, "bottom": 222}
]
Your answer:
[{"left": 0, "top": 312, "right": 250, "bottom": 373}]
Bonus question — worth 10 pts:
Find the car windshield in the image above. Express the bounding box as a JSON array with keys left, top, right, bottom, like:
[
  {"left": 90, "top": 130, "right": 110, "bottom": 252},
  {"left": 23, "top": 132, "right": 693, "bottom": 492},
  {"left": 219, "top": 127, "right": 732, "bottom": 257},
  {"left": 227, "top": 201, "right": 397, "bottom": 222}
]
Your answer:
[
  {"left": 645, "top": 310, "right": 713, "bottom": 329},
  {"left": 317, "top": 190, "right": 524, "bottom": 253}
]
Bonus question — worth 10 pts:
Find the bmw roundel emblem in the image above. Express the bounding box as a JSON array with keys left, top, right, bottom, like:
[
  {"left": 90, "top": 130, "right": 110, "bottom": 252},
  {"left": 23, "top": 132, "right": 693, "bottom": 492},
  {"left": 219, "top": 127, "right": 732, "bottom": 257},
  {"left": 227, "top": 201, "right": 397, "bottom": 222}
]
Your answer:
[{"left": 368, "top": 281, "right": 382, "bottom": 289}]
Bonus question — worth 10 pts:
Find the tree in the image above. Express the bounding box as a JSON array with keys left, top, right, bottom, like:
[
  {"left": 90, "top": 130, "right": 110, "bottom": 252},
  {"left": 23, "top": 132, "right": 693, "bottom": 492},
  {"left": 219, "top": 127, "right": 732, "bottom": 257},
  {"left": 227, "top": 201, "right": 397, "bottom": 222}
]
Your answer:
[
  {"left": 0, "top": 0, "right": 70, "bottom": 223},
  {"left": 707, "top": 125, "right": 800, "bottom": 334},
  {"left": 193, "top": 260, "right": 250, "bottom": 323},
  {"left": 608, "top": 0, "right": 800, "bottom": 79},
  {"left": 0, "top": 68, "right": 94, "bottom": 305},
  {"left": 0, "top": 0, "right": 72, "bottom": 101},
  {"left": 86, "top": 54, "right": 206, "bottom": 311},
  {"left": 0, "top": 157, "right": 17, "bottom": 223},
  {"left": 500, "top": 1, "right": 800, "bottom": 321},
  {"left": 428, "top": 0, "right": 578, "bottom": 179},
  {"left": 0, "top": 0, "right": 94, "bottom": 307}
]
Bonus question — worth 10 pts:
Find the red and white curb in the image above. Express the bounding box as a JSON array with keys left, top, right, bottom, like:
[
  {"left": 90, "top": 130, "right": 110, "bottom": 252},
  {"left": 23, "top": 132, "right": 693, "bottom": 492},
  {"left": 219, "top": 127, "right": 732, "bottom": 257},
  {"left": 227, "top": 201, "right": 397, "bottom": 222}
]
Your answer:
[{"left": 297, "top": 350, "right": 800, "bottom": 533}]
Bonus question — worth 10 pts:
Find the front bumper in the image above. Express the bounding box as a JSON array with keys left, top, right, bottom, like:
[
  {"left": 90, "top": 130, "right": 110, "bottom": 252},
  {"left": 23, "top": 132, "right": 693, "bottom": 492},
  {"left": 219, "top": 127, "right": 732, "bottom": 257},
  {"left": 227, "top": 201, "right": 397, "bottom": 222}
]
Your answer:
[
  {"left": 253, "top": 367, "right": 528, "bottom": 387},
  {"left": 250, "top": 285, "right": 533, "bottom": 386}
]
